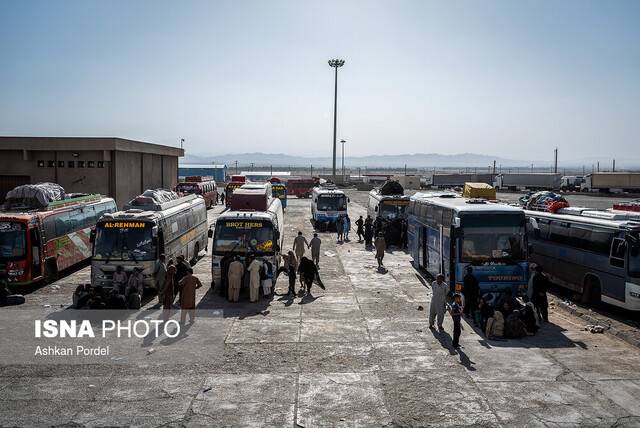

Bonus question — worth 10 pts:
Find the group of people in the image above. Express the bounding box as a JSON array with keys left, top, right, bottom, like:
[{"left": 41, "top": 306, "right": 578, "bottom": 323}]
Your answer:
[
  {"left": 428, "top": 265, "right": 552, "bottom": 348},
  {"left": 223, "top": 254, "right": 274, "bottom": 303},
  {"left": 74, "top": 254, "right": 203, "bottom": 323},
  {"left": 334, "top": 215, "right": 352, "bottom": 242},
  {"left": 286, "top": 231, "right": 323, "bottom": 295}
]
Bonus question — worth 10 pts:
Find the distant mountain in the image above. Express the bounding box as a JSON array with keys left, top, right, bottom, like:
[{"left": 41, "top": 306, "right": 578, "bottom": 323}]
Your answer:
[
  {"left": 182, "top": 152, "right": 640, "bottom": 170},
  {"left": 183, "top": 152, "right": 537, "bottom": 168}
]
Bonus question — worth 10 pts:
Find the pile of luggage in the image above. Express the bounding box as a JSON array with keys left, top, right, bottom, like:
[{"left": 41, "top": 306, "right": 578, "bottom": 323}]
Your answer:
[
  {"left": 524, "top": 191, "right": 569, "bottom": 213},
  {"left": 4, "top": 183, "right": 65, "bottom": 210},
  {"left": 379, "top": 180, "right": 404, "bottom": 196}
]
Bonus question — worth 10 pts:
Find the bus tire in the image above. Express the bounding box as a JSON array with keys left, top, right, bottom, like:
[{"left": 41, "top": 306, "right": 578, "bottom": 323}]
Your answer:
[
  {"left": 191, "top": 243, "right": 200, "bottom": 266},
  {"left": 581, "top": 276, "right": 601, "bottom": 305},
  {"left": 45, "top": 258, "right": 59, "bottom": 283}
]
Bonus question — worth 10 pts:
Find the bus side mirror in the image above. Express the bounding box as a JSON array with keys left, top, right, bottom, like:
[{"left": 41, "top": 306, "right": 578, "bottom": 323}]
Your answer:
[
  {"left": 528, "top": 244, "right": 534, "bottom": 255},
  {"left": 274, "top": 230, "right": 280, "bottom": 240},
  {"left": 374, "top": 206, "right": 378, "bottom": 212},
  {"left": 454, "top": 228, "right": 463, "bottom": 238},
  {"left": 348, "top": 198, "right": 350, "bottom": 203},
  {"left": 90, "top": 229, "right": 96, "bottom": 243},
  {"left": 314, "top": 199, "right": 317, "bottom": 203},
  {"left": 275, "top": 244, "right": 281, "bottom": 252},
  {"left": 208, "top": 229, "right": 213, "bottom": 238}
]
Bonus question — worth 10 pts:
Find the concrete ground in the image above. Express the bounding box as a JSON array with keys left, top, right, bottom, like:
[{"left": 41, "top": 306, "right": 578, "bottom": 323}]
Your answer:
[{"left": 2, "top": 195, "right": 640, "bottom": 427}]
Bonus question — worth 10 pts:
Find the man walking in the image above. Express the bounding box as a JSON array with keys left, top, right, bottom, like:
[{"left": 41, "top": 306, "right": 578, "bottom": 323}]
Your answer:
[
  {"left": 154, "top": 254, "right": 167, "bottom": 304},
  {"left": 355, "top": 216, "right": 364, "bottom": 242},
  {"left": 174, "top": 255, "right": 190, "bottom": 296},
  {"left": 227, "top": 256, "right": 244, "bottom": 303},
  {"left": 462, "top": 266, "right": 479, "bottom": 322},
  {"left": 375, "top": 233, "right": 386, "bottom": 268},
  {"left": 429, "top": 273, "right": 448, "bottom": 331},
  {"left": 298, "top": 256, "right": 318, "bottom": 295},
  {"left": 293, "top": 231, "right": 309, "bottom": 261},
  {"left": 309, "top": 233, "right": 322, "bottom": 267},
  {"left": 177, "top": 268, "right": 203, "bottom": 324},
  {"left": 220, "top": 191, "right": 225, "bottom": 205}
]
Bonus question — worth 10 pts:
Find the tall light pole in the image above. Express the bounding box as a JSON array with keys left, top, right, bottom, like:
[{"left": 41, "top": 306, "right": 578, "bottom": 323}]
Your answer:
[
  {"left": 340, "top": 139, "right": 346, "bottom": 182},
  {"left": 328, "top": 58, "right": 345, "bottom": 181}
]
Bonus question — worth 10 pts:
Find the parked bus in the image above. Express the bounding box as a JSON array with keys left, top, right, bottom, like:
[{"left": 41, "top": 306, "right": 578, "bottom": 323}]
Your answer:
[
  {"left": 271, "top": 182, "right": 287, "bottom": 209},
  {"left": 311, "top": 186, "right": 348, "bottom": 231},
  {"left": 209, "top": 194, "right": 284, "bottom": 289},
  {"left": 0, "top": 194, "right": 116, "bottom": 285},
  {"left": 525, "top": 208, "right": 640, "bottom": 310},
  {"left": 91, "top": 193, "right": 207, "bottom": 290},
  {"left": 408, "top": 192, "right": 528, "bottom": 296},
  {"left": 367, "top": 187, "right": 410, "bottom": 246},
  {"left": 176, "top": 176, "right": 218, "bottom": 209},
  {"left": 225, "top": 181, "right": 245, "bottom": 207},
  {"left": 287, "top": 177, "right": 318, "bottom": 198}
]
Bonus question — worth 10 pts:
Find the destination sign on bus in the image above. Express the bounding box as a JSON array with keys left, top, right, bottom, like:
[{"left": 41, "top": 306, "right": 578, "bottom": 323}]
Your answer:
[
  {"left": 224, "top": 221, "right": 264, "bottom": 229},
  {"left": 102, "top": 222, "right": 147, "bottom": 229}
]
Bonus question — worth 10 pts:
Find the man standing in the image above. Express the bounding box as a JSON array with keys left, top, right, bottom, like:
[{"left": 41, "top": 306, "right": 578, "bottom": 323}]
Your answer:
[
  {"left": 126, "top": 267, "right": 144, "bottom": 309},
  {"left": 448, "top": 293, "right": 464, "bottom": 348},
  {"left": 227, "top": 256, "right": 244, "bottom": 303},
  {"left": 462, "top": 266, "right": 479, "bottom": 322},
  {"left": 293, "top": 231, "right": 309, "bottom": 261},
  {"left": 355, "top": 216, "right": 364, "bottom": 242},
  {"left": 375, "top": 233, "right": 386, "bottom": 268},
  {"left": 531, "top": 265, "right": 550, "bottom": 322},
  {"left": 309, "top": 233, "right": 322, "bottom": 267},
  {"left": 429, "top": 273, "right": 448, "bottom": 331},
  {"left": 178, "top": 268, "right": 203, "bottom": 323},
  {"left": 335, "top": 216, "right": 344, "bottom": 242},
  {"left": 220, "top": 191, "right": 225, "bottom": 205},
  {"left": 364, "top": 216, "right": 374, "bottom": 247},
  {"left": 343, "top": 215, "right": 351, "bottom": 241},
  {"left": 174, "top": 255, "right": 190, "bottom": 296},
  {"left": 247, "top": 255, "right": 262, "bottom": 303},
  {"left": 154, "top": 254, "right": 167, "bottom": 304}
]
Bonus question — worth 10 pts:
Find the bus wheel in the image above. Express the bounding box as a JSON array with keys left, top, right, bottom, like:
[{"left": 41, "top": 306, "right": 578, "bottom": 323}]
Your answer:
[
  {"left": 45, "top": 259, "right": 59, "bottom": 283},
  {"left": 581, "top": 276, "right": 601, "bottom": 305},
  {"left": 191, "top": 243, "right": 200, "bottom": 266}
]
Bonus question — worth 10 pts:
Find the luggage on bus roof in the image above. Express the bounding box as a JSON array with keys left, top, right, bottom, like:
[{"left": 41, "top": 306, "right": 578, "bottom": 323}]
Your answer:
[
  {"left": 4, "top": 182, "right": 66, "bottom": 209},
  {"left": 462, "top": 182, "right": 496, "bottom": 200},
  {"left": 379, "top": 180, "right": 404, "bottom": 196}
]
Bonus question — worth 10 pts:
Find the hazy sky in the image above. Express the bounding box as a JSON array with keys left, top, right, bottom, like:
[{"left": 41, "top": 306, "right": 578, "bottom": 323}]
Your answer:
[{"left": 1, "top": 0, "right": 639, "bottom": 161}]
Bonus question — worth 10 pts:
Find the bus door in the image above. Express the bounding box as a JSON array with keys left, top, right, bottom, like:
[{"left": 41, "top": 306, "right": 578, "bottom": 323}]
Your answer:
[{"left": 29, "top": 227, "right": 42, "bottom": 278}]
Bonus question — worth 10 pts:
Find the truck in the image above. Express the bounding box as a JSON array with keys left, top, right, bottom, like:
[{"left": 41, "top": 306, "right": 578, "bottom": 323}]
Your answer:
[
  {"left": 560, "top": 176, "right": 584, "bottom": 191},
  {"left": 286, "top": 177, "right": 319, "bottom": 198},
  {"left": 581, "top": 172, "right": 640, "bottom": 193},
  {"left": 431, "top": 173, "right": 493, "bottom": 188},
  {"left": 493, "top": 173, "right": 561, "bottom": 191}
]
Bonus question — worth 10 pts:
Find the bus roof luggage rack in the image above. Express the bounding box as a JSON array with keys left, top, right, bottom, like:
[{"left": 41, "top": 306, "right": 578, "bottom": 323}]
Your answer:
[
  {"left": 124, "top": 190, "right": 196, "bottom": 211},
  {"left": 4, "top": 182, "right": 65, "bottom": 210},
  {"left": 378, "top": 180, "right": 404, "bottom": 196},
  {"left": 582, "top": 210, "right": 640, "bottom": 221}
]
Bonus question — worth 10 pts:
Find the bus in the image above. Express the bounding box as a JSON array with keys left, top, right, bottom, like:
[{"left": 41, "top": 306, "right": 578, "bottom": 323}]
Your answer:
[
  {"left": 311, "top": 186, "right": 348, "bottom": 231},
  {"left": 176, "top": 176, "right": 218, "bottom": 209},
  {"left": 225, "top": 181, "right": 245, "bottom": 207},
  {"left": 271, "top": 182, "right": 287, "bottom": 209},
  {"left": 91, "top": 193, "right": 208, "bottom": 290},
  {"left": 408, "top": 192, "right": 528, "bottom": 296},
  {"left": 525, "top": 208, "right": 640, "bottom": 310},
  {"left": 287, "top": 177, "right": 318, "bottom": 198},
  {"left": 210, "top": 195, "right": 284, "bottom": 290},
  {"left": 367, "top": 189, "right": 410, "bottom": 245},
  {"left": 0, "top": 194, "right": 116, "bottom": 285}
]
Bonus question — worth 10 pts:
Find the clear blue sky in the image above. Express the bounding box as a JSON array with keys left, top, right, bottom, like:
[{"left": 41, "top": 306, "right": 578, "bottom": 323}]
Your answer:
[{"left": 1, "top": 0, "right": 639, "bottom": 161}]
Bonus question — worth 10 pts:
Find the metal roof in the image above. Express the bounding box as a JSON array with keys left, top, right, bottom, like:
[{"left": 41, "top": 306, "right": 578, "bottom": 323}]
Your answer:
[
  {"left": 411, "top": 192, "right": 522, "bottom": 213},
  {"left": 179, "top": 164, "right": 227, "bottom": 169}
]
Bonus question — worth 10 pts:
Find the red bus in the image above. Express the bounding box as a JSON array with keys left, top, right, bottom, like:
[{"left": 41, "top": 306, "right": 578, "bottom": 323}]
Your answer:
[
  {"left": 0, "top": 194, "right": 116, "bottom": 285},
  {"left": 176, "top": 176, "right": 218, "bottom": 209},
  {"left": 287, "top": 177, "right": 319, "bottom": 198}
]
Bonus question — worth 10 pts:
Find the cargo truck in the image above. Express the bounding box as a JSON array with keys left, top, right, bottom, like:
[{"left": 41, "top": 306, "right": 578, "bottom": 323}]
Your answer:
[
  {"left": 493, "top": 173, "right": 561, "bottom": 191},
  {"left": 431, "top": 173, "right": 493, "bottom": 188},
  {"left": 581, "top": 172, "right": 640, "bottom": 193}
]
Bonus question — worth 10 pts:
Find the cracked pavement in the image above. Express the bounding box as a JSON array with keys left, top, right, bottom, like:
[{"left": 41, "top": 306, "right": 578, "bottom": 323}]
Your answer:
[{"left": 2, "top": 193, "right": 640, "bottom": 427}]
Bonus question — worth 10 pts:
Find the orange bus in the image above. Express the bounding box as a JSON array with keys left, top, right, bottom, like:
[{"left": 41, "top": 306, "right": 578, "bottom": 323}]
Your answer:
[
  {"left": 0, "top": 194, "right": 116, "bottom": 285},
  {"left": 176, "top": 176, "right": 218, "bottom": 209}
]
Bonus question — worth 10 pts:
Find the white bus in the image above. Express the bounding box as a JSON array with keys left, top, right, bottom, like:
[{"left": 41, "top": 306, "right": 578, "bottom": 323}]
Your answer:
[
  {"left": 311, "top": 186, "right": 348, "bottom": 231},
  {"left": 210, "top": 197, "right": 284, "bottom": 290},
  {"left": 526, "top": 208, "right": 640, "bottom": 310},
  {"left": 91, "top": 193, "right": 208, "bottom": 289}
]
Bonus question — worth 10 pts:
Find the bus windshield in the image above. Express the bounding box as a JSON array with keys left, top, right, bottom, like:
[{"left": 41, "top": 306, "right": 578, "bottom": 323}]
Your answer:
[
  {"left": 93, "top": 222, "right": 156, "bottom": 261},
  {"left": 380, "top": 201, "right": 408, "bottom": 220},
  {"left": 317, "top": 195, "right": 347, "bottom": 211},
  {"left": 214, "top": 220, "right": 274, "bottom": 255},
  {"left": 176, "top": 183, "right": 201, "bottom": 195},
  {"left": 460, "top": 214, "right": 526, "bottom": 263},
  {"left": 0, "top": 222, "right": 26, "bottom": 260},
  {"left": 272, "top": 186, "right": 286, "bottom": 199}
]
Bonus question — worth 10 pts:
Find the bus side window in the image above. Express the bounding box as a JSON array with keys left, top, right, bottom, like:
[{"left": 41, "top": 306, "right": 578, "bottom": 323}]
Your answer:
[
  {"left": 43, "top": 217, "right": 56, "bottom": 240},
  {"left": 30, "top": 228, "right": 42, "bottom": 271},
  {"left": 610, "top": 238, "right": 626, "bottom": 268}
]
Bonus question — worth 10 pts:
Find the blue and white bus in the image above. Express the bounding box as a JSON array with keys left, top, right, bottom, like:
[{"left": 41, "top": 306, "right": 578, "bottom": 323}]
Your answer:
[
  {"left": 311, "top": 186, "right": 348, "bottom": 231},
  {"left": 408, "top": 192, "right": 529, "bottom": 295},
  {"left": 526, "top": 208, "right": 640, "bottom": 310}
]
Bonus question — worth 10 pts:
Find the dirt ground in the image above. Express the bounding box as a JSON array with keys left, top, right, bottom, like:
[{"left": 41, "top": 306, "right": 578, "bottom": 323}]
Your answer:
[{"left": 2, "top": 193, "right": 640, "bottom": 427}]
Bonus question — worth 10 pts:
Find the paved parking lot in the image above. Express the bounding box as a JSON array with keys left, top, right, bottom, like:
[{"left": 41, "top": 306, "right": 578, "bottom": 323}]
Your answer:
[{"left": 2, "top": 196, "right": 640, "bottom": 427}]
